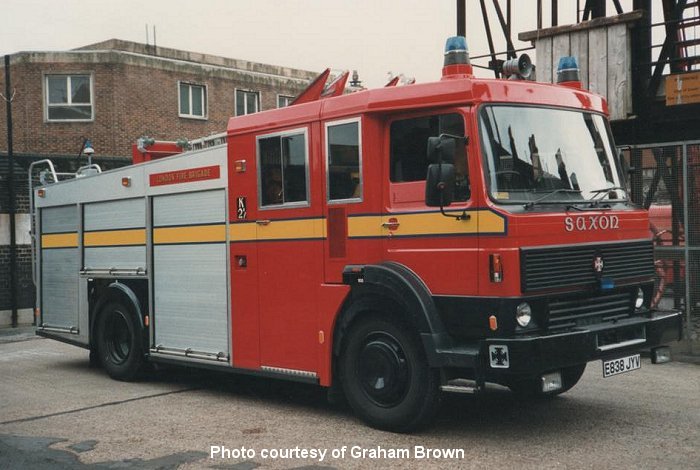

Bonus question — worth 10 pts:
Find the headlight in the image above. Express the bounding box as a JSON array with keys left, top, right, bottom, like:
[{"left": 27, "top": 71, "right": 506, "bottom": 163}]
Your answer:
[
  {"left": 635, "top": 288, "right": 644, "bottom": 309},
  {"left": 516, "top": 302, "right": 532, "bottom": 327}
]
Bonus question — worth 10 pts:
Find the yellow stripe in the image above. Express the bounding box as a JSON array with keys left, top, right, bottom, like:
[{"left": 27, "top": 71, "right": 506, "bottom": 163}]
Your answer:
[
  {"left": 84, "top": 229, "right": 146, "bottom": 247},
  {"left": 255, "top": 218, "right": 325, "bottom": 241},
  {"left": 42, "top": 232, "right": 78, "bottom": 249},
  {"left": 348, "top": 215, "right": 383, "bottom": 238},
  {"left": 154, "top": 224, "right": 226, "bottom": 244},
  {"left": 229, "top": 222, "right": 257, "bottom": 242},
  {"left": 348, "top": 210, "right": 505, "bottom": 238},
  {"left": 477, "top": 210, "right": 507, "bottom": 234}
]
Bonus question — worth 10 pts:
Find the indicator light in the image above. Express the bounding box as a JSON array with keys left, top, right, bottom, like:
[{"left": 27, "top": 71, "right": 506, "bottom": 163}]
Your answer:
[
  {"left": 121, "top": 177, "right": 131, "bottom": 187},
  {"left": 489, "top": 315, "right": 498, "bottom": 331},
  {"left": 37, "top": 188, "right": 46, "bottom": 198},
  {"left": 490, "top": 253, "right": 503, "bottom": 283}
]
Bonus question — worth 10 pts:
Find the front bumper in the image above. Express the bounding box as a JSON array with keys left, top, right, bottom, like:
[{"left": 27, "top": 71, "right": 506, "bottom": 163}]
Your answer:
[{"left": 426, "top": 310, "right": 683, "bottom": 381}]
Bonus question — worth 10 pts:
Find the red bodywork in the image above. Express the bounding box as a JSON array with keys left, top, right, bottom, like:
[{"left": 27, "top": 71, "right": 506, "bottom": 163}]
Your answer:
[
  {"left": 219, "top": 73, "right": 652, "bottom": 386},
  {"left": 131, "top": 141, "right": 183, "bottom": 164}
]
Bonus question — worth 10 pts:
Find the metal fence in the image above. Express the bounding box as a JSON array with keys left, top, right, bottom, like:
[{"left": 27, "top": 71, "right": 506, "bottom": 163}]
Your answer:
[{"left": 621, "top": 141, "right": 700, "bottom": 354}]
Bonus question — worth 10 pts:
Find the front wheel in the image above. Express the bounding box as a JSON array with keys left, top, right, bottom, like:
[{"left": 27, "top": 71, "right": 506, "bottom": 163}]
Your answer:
[
  {"left": 340, "top": 316, "right": 440, "bottom": 432},
  {"left": 508, "top": 363, "right": 587, "bottom": 398},
  {"left": 95, "top": 301, "right": 145, "bottom": 381}
]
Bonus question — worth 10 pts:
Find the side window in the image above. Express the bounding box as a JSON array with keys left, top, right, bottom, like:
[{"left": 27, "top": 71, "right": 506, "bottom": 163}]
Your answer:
[
  {"left": 327, "top": 120, "right": 361, "bottom": 202},
  {"left": 389, "top": 113, "right": 469, "bottom": 201},
  {"left": 258, "top": 130, "right": 308, "bottom": 207}
]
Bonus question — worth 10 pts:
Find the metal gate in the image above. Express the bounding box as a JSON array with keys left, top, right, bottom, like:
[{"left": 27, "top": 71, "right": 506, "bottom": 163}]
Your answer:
[{"left": 621, "top": 141, "right": 700, "bottom": 354}]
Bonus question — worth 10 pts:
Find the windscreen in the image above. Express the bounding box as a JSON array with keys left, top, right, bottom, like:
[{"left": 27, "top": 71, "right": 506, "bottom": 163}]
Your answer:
[{"left": 479, "top": 105, "right": 626, "bottom": 205}]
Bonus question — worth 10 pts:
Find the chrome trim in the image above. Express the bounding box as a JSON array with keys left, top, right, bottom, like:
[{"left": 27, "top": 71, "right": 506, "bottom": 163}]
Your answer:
[
  {"left": 40, "top": 325, "right": 79, "bottom": 334},
  {"left": 260, "top": 365, "right": 317, "bottom": 378},
  {"left": 151, "top": 345, "right": 229, "bottom": 362},
  {"left": 597, "top": 337, "right": 647, "bottom": 352}
]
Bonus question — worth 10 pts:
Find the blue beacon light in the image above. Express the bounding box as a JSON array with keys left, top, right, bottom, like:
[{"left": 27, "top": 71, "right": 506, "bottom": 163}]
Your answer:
[
  {"left": 442, "top": 36, "right": 472, "bottom": 78},
  {"left": 556, "top": 56, "right": 581, "bottom": 84}
]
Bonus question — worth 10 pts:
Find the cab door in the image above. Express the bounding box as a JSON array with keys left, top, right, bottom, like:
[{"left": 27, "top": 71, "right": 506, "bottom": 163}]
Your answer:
[
  {"left": 381, "top": 109, "right": 480, "bottom": 297},
  {"left": 253, "top": 126, "right": 323, "bottom": 374}
]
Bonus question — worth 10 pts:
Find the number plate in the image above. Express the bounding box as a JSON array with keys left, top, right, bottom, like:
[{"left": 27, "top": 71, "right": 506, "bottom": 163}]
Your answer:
[{"left": 602, "top": 354, "right": 641, "bottom": 378}]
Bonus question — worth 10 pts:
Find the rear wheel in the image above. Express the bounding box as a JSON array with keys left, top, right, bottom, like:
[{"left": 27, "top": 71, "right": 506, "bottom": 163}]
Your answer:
[
  {"left": 340, "top": 316, "right": 440, "bottom": 432},
  {"left": 508, "top": 363, "right": 587, "bottom": 398},
  {"left": 96, "top": 301, "right": 145, "bottom": 381}
]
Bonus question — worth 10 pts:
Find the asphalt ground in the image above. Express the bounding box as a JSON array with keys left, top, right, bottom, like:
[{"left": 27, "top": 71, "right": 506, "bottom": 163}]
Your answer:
[{"left": 0, "top": 329, "right": 698, "bottom": 469}]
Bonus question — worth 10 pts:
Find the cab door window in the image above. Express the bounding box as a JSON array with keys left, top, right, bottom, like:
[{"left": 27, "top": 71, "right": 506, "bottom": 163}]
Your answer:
[
  {"left": 326, "top": 118, "right": 362, "bottom": 203},
  {"left": 257, "top": 129, "right": 309, "bottom": 208},
  {"left": 389, "top": 112, "right": 469, "bottom": 201}
]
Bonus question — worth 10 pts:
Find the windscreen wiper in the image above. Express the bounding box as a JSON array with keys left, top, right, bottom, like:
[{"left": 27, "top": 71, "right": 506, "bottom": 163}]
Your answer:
[
  {"left": 523, "top": 189, "right": 581, "bottom": 209},
  {"left": 586, "top": 186, "right": 627, "bottom": 207}
]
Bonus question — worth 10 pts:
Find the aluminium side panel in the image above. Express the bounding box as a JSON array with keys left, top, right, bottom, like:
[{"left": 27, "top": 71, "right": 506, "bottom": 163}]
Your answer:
[
  {"left": 152, "top": 189, "right": 229, "bottom": 356},
  {"left": 40, "top": 205, "right": 79, "bottom": 331},
  {"left": 83, "top": 198, "right": 147, "bottom": 271}
]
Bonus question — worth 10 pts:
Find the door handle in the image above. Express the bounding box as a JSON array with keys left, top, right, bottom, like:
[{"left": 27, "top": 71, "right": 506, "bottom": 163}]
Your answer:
[
  {"left": 381, "top": 218, "right": 400, "bottom": 230},
  {"left": 256, "top": 219, "right": 271, "bottom": 226}
]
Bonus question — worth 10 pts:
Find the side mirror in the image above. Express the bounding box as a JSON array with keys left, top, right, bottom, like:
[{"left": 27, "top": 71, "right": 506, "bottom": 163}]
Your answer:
[
  {"left": 427, "top": 136, "right": 456, "bottom": 164},
  {"left": 618, "top": 149, "right": 635, "bottom": 175},
  {"left": 425, "top": 163, "right": 455, "bottom": 207}
]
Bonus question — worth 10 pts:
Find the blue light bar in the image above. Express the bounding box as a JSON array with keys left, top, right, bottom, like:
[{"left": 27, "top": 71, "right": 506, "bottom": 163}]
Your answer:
[
  {"left": 445, "top": 36, "right": 468, "bottom": 53},
  {"left": 557, "top": 56, "right": 580, "bottom": 83},
  {"left": 444, "top": 36, "right": 470, "bottom": 68}
]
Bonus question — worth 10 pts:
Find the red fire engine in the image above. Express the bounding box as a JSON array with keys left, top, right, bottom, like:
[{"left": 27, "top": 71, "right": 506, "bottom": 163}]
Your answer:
[{"left": 31, "top": 36, "right": 682, "bottom": 432}]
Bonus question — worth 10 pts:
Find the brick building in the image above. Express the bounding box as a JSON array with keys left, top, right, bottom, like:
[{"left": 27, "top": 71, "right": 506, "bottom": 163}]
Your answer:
[{"left": 0, "top": 39, "right": 317, "bottom": 326}]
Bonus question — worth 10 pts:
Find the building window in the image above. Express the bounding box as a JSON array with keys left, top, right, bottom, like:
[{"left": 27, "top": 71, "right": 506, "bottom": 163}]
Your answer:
[
  {"left": 45, "top": 74, "right": 93, "bottom": 121},
  {"left": 326, "top": 119, "right": 362, "bottom": 202},
  {"left": 277, "top": 95, "right": 294, "bottom": 108},
  {"left": 236, "top": 89, "right": 259, "bottom": 115},
  {"left": 179, "top": 82, "right": 207, "bottom": 119},
  {"left": 257, "top": 129, "right": 309, "bottom": 207}
]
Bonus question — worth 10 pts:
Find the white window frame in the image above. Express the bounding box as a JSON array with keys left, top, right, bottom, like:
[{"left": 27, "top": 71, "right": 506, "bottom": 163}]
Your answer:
[
  {"left": 325, "top": 117, "right": 363, "bottom": 204},
  {"left": 277, "top": 94, "right": 294, "bottom": 108},
  {"left": 256, "top": 127, "right": 310, "bottom": 210},
  {"left": 43, "top": 73, "right": 94, "bottom": 122},
  {"left": 236, "top": 89, "right": 260, "bottom": 116},
  {"left": 178, "top": 81, "right": 208, "bottom": 120}
]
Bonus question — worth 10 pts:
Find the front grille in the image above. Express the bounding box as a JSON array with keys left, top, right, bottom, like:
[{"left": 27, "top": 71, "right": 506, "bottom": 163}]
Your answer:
[
  {"left": 547, "top": 291, "right": 635, "bottom": 330},
  {"left": 521, "top": 240, "right": 654, "bottom": 292}
]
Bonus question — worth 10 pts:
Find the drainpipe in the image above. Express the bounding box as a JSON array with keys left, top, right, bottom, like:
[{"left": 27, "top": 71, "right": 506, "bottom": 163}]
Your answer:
[{"left": 4, "top": 54, "right": 17, "bottom": 328}]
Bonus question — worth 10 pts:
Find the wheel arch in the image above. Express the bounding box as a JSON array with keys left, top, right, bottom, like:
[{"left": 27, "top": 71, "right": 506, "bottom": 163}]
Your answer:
[
  {"left": 333, "top": 262, "right": 451, "bottom": 366},
  {"left": 89, "top": 280, "right": 147, "bottom": 347}
]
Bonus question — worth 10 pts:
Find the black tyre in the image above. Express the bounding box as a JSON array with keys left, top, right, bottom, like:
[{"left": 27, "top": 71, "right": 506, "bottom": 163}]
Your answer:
[
  {"left": 340, "top": 316, "right": 440, "bottom": 433},
  {"left": 95, "top": 301, "right": 145, "bottom": 381},
  {"left": 508, "top": 363, "right": 587, "bottom": 398}
]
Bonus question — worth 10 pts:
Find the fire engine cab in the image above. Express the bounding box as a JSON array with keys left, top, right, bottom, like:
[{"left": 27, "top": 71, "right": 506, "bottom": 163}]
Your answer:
[{"left": 31, "top": 36, "right": 683, "bottom": 432}]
